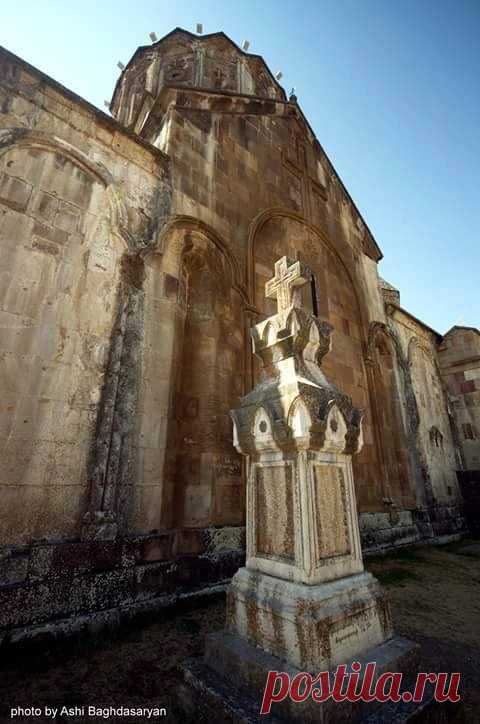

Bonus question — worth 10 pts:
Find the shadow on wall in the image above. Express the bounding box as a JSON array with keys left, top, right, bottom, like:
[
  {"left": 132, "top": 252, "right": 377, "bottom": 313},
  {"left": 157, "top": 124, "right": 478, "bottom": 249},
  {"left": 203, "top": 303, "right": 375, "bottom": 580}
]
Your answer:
[{"left": 457, "top": 471, "right": 480, "bottom": 537}]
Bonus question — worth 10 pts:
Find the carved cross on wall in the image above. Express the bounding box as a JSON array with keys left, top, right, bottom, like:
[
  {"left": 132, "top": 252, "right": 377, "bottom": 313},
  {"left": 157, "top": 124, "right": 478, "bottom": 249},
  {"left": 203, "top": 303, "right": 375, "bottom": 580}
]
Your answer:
[
  {"left": 265, "top": 256, "right": 313, "bottom": 318},
  {"left": 282, "top": 132, "right": 328, "bottom": 218}
]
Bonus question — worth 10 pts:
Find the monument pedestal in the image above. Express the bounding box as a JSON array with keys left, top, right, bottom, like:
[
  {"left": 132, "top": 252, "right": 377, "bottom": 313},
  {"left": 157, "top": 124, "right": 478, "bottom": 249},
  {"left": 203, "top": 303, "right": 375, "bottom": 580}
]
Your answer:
[{"left": 226, "top": 568, "right": 393, "bottom": 672}]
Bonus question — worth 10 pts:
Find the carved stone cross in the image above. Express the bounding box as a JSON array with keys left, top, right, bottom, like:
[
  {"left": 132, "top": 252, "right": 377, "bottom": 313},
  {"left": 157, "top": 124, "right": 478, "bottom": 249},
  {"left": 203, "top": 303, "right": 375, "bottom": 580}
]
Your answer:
[{"left": 265, "top": 256, "right": 312, "bottom": 317}]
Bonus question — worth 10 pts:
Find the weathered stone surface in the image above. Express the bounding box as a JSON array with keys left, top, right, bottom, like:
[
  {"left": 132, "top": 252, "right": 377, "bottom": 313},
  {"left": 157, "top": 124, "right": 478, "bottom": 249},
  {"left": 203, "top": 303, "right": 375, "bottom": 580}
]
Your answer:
[
  {"left": 0, "top": 534, "right": 243, "bottom": 641},
  {"left": 227, "top": 568, "right": 392, "bottom": 670},
  {"left": 438, "top": 326, "right": 480, "bottom": 472}
]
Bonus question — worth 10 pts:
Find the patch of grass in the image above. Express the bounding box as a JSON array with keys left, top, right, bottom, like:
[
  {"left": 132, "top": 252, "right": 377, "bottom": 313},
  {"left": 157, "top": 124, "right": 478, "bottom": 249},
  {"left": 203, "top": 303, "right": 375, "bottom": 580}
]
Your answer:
[
  {"left": 440, "top": 538, "right": 478, "bottom": 554},
  {"left": 365, "top": 546, "right": 422, "bottom": 567},
  {"left": 364, "top": 555, "right": 385, "bottom": 566},
  {"left": 374, "top": 567, "right": 418, "bottom": 586},
  {"left": 452, "top": 547, "right": 480, "bottom": 559},
  {"left": 388, "top": 546, "right": 422, "bottom": 562}
]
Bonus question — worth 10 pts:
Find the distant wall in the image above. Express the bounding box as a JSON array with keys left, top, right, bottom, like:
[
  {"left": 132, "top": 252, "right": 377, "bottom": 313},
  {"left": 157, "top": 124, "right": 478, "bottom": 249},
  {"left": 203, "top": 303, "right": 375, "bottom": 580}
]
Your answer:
[{"left": 438, "top": 328, "right": 480, "bottom": 470}]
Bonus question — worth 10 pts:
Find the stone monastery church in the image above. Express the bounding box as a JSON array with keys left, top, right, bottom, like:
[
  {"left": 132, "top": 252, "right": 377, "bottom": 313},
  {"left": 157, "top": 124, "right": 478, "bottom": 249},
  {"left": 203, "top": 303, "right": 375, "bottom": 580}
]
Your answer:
[{"left": 0, "top": 27, "right": 478, "bottom": 641}]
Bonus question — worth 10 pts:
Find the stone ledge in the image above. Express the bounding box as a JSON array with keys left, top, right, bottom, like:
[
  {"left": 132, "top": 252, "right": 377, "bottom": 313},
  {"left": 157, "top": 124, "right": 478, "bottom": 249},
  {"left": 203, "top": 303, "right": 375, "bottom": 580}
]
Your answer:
[
  {"left": 0, "top": 535, "right": 244, "bottom": 648},
  {"left": 363, "top": 532, "right": 465, "bottom": 558},
  {"left": 0, "top": 580, "right": 229, "bottom": 654},
  {"left": 360, "top": 506, "right": 467, "bottom": 557},
  {"left": 179, "top": 656, "right": 281, "bottom": 723},
  {"left": 362, "top": 695, "right": 464, "bottom": 723}
]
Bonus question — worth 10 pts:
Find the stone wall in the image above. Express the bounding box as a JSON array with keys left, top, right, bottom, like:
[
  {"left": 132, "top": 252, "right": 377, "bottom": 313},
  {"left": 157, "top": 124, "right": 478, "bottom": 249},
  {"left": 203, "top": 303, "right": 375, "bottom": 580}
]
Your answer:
[
  {"left": 129, "top": 43, "right": 464, "bottom": 540},
  {"left": 130, "top": 34, "right": 465, "bottom": 548},
  {"left": 139, "top": 87, "right": 389, "bottom": 528},
  {"left": 388, "top": 307, "right": 465, "bottom": 539},
  {"left": 0, "top": 48, "right": 241, "bottom": 644},
  {"left": 0, "top": 47, "right": 173, "bottom": 547},
  {"left": 438, "top": 326, "right": 480, "bottom": 471},
  {"left": 0, "top": 44, "right": 248, "bottom": 646}
]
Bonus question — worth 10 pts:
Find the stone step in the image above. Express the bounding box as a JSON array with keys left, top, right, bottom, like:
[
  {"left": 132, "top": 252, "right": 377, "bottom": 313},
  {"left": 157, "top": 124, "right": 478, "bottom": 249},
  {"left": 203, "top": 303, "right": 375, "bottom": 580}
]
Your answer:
[{"left": 179, "top": 658, "right": 464, "bottom": 723}]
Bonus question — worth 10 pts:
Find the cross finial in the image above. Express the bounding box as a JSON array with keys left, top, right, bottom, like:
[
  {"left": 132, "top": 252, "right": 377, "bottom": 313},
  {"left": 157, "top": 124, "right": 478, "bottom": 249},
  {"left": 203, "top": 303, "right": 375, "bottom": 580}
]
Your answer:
[{"left": 265, "top": 256, "right": 312, "bottom": 319}]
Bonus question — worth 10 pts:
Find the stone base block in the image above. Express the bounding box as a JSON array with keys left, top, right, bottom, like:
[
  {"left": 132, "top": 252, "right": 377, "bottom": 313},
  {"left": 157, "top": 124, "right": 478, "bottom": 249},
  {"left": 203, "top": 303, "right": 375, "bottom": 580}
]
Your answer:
[
  {"left": 226, "top": 568, "right": 393, "bottom": 671},
  {"left": 178, "top": 631, "right": 451, "bottom": 722}
]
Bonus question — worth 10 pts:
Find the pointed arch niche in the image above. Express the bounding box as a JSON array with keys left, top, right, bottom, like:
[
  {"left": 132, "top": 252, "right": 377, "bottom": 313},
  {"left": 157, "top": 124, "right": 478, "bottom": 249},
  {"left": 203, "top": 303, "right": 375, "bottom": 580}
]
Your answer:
[
  {"left": 408, "top": 338, "right": 459, "bottom": 503},
  {"left": 173, "top": 233, "right": 246, "bottom": 528},
  {"left": 137, "top": 220, "right": 248, "bottom": 534},
  {"left": 369, "top": 327, "right": 416, "bottom": 506},
  {"left": 249, "top": 210, "right": 383, "bottom": 511}
]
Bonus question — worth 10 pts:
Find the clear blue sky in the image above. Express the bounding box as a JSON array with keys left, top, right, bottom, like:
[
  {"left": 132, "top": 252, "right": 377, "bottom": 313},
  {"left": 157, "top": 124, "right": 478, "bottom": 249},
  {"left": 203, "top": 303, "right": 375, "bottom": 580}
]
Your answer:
[{"left": 2, "top": 1, "right": 479, "bottom": 333}]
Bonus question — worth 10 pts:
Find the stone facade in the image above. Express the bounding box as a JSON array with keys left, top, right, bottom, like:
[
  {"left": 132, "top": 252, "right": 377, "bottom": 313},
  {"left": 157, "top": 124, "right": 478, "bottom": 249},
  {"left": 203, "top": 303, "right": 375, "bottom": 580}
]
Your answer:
[
  {"left": 438, "top": 326, "right": 480, "bottom": 471},
  {"left": 0, "top": 27, "right": 470, "bottom": 642}
]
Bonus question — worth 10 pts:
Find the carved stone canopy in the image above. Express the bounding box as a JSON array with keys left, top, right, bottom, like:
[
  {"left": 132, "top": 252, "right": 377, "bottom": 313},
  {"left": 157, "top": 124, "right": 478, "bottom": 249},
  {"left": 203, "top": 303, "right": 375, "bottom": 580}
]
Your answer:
[{"left": 231, "top": 256, "right": 363, "bottom": 457}]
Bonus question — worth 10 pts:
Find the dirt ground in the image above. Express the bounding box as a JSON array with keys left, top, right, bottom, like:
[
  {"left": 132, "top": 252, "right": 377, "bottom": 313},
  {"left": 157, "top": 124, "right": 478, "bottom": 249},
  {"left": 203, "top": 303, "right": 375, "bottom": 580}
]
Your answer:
[{"left": 0, "top": 540, "right": 479, "bottom": 723}]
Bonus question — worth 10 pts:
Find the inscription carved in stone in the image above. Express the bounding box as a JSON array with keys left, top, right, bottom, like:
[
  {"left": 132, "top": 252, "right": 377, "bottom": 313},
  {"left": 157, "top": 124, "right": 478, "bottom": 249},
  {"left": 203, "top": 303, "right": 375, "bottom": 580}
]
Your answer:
[
  {"left": 313, "top": 464, "right": 350, "bottom": 560},
  {"left": 255, "top": 464, "right": 294, "bottom": 560}
]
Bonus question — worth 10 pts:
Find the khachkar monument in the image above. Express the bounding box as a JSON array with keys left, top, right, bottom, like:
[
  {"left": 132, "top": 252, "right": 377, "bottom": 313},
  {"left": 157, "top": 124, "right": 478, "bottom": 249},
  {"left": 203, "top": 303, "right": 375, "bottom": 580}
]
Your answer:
[{"left": 181, "top": 257, "right": 419, "bottom": 721}]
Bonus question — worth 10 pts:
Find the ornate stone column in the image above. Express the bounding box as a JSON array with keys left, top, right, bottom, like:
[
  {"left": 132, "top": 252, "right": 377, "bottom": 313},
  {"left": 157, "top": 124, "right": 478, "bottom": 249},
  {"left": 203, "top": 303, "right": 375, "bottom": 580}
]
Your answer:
[
  {"left": 181, "top": 257, "right": 419, "bottom": 721},
  {"left": 227, "top": 256, "right": 392, "bottom": 670}
]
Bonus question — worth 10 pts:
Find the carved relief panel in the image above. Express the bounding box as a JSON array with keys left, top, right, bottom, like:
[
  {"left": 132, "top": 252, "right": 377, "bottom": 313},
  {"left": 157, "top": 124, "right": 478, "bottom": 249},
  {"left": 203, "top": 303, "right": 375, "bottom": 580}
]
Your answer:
[
  {"left": 203, "top": 53, "right": 238, "bottom": 92},
  {"left": 164, "top": 53, "right": 195, "bottom": 84},
  {"left": 255, "top": 462, "right": 295, "bottom": 561},
  {"left": 312, "top": 463, "right": 350, "bottom": 561}
]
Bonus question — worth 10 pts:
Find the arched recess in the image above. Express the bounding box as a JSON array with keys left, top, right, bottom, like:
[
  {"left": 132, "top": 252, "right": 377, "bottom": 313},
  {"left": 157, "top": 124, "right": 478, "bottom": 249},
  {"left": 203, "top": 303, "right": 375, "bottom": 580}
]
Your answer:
[
  {"left": 247, "top": 208, "right": 368, "bottom": 321},
  {"left": 0, "top": 129, "right": 127, "bottom": 544},
  {"left": 158, "top": 215, "right": 246, "bottom": 296},
  {"left": 136, "top": 218, "right": 248, "bottom": 533},
  {"left": 174, "top": 234, "right": 246, "bottom": 527},
  {"left": 408, "top": 337, "right": 460, "bottom": 503},
  {"left": 0, "top": 128, "right": 128, "bottom": 238},
  {"left": 367, "top": 325, "right": 417, "bottom": 507},
  {"left": 249, "top": 209, "right": 382, "bottom": 511}
]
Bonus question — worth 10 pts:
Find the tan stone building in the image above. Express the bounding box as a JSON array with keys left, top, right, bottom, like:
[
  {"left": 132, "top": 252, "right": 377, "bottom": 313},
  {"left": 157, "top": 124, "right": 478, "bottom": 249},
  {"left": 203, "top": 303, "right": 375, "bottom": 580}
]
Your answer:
[
  {"left": 0, "top": 27, "right": 473, "bottom": 641},
  {"left": 438, "top": 326, "right": 480, "bottom": 470}
]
